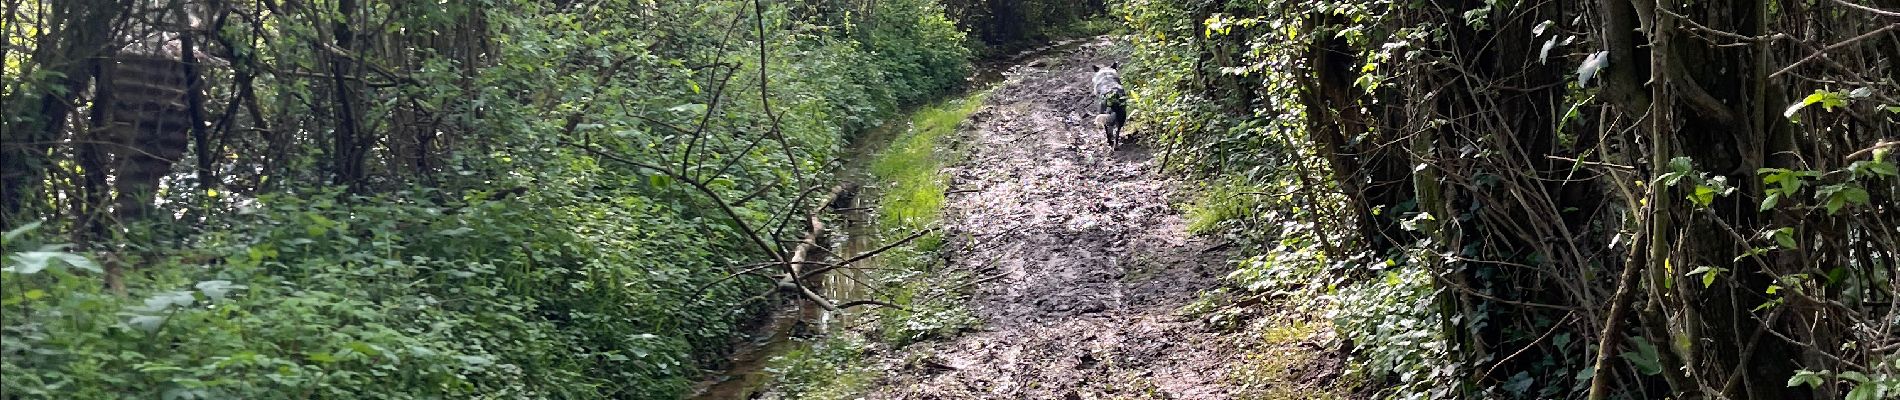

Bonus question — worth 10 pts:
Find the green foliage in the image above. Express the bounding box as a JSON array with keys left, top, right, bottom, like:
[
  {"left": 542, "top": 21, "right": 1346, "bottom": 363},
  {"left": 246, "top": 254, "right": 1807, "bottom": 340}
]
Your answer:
[
  {"left": 1331, "top": 264, "right": 1453, "bottom": 398},
  {"left": 857, "top": 0, "right": 976, "bottom": 105},
  {"left": 3, "top": 189, "right": 774, "bottom": 398},
  {"left": 864, "top": 90, "right": 989, "bottom": 346},
  {"left": 2, "top": 0, "right": 984, "bottom": 397},
  {"left": 765, "top": 334, "right": 877, "bottom": 400},
  {"left": 756, "top": 88, "right": 990, "bottom": 398},
  {"left": 938, "top": 0, "right": 1106, "bottom": 52},
  {"left": 870, "top": 91, "right": 988, "bottom": 234},
  {"left": 1183, "top": 178, "right": 1267, "bottom": 235}
]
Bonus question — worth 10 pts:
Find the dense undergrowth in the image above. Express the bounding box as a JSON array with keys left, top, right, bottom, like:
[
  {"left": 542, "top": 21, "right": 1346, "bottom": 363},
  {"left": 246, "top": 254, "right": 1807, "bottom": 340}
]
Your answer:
[
  {"left": 1123, "top": 0, "right": 1899, "bottom": 398},
  {"left": 1, "top": 0, "right": 985, "bottom": 398}
]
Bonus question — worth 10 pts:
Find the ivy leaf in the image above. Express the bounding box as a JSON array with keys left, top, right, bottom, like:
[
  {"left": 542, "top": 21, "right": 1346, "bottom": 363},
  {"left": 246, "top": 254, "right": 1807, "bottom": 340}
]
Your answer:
[
  {"left": 1620, "top": 336, "right": 1663, "bottom": 375},
  {"left": 1503, "top": 371, "right": 1535, "bottom": 395},
  {"left": 1578, "top": 51, "right": 1608, "bottom": 86}
]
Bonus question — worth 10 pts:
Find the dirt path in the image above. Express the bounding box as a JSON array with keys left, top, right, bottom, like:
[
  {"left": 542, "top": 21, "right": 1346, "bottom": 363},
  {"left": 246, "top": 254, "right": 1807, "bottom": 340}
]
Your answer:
[{"left": 861, "top": 38, "right": 1243, "bottom": 399}]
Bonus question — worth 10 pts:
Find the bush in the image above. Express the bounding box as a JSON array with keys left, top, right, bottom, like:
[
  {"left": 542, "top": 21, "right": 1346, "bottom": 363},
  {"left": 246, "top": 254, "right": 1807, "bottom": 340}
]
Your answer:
[{"left": 0, "top": 0, "right": 982, "bottom": 398}]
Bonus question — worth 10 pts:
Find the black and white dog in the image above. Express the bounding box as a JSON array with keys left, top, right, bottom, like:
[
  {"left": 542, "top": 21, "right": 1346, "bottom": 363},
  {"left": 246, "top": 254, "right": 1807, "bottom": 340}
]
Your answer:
[{"left": 1092, "top": 64, "right": 1128, "bottom": 148}]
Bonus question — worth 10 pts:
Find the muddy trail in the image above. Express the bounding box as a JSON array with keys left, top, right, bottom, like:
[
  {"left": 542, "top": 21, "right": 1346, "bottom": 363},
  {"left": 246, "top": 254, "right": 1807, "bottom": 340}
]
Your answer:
[{"left": 858, "top": 38, "right": 1248, "bottom": 399}]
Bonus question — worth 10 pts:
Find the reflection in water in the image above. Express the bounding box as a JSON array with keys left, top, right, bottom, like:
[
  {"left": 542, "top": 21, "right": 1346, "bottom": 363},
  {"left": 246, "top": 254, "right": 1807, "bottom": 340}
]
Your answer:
[{"left": 688, "top": 127, "right": 889, "bottom": 400}]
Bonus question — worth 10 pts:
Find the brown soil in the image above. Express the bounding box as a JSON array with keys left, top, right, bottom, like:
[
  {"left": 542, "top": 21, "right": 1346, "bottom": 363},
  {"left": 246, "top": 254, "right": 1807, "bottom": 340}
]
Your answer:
[{"left": 856, "top": 37, "right": 1252, "bottom": 400}]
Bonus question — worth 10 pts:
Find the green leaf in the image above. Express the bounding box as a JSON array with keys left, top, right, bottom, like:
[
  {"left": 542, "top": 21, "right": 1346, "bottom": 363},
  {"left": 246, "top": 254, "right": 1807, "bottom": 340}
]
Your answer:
[
  {"left": 1841, "top": 187, "right": 1870, "bottom": 205},
  {"left": 195, "top": 280, "right": 246, "bottom": 301},
  {"left": 1668, "top": 156, "right": 1694, "bottom": 173},
  {"left": 1838, "top": 371, "right": 1870, "bottom": 383},
  {"left": 1819, "top": 184, "right": 1867, "bottom": 215},
  {"left": 1773, "top": 228, "right": 1798, "bottom": 250},
  {"left": 345, "top": 342, "right": 382, "bottom": 357},
  {"left": 1786, "top": 89, "right": 1846, "bottom": 117},
  {"left": 1760, "top": 193, "right": 1780, "bottom": 211},
  {"left": 4, "top": 251, "right": 102, "bottom": 274},
  {"left": 1865, "top": 160, "right": 1897, "bottom": 177},
  {"left": 2, "top": 220, "right": 42, "bottom": 244},
  {"left": 1620, "top": 336, "right": 1664, "bottom": 375},
  {"left": 668, "top": 103, "right": 708, "bottom": 115},
  {"left": 1686, "top": 266, "right": 1725, "bottom": 288},
  {"left": 1690, "top": 185, "right": 1717, "bottom": 206},
  {"left": 128, "top": 315, "right": 166, "bottom": 332},
  {"left": 1845, "top": 384, "right": 1880, "bottom": 400},
  {"left": 1786, "top": 370, "right": 1826, "bottom": 388}
]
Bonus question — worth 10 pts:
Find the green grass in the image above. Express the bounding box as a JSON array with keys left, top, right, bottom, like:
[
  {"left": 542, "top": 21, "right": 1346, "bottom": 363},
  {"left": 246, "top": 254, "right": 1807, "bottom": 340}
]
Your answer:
[
  {"left": 766, "top": 335, "right": 877, "bottom": 400},
  {"left": 869, "top": 90, "right": 989, "bottom": 237},
  {"left": 1183, "top": 178, "right": 1267, "bottom": 235},
  {"left": 764, "top": 89, "right": 990, "bottom": 398},
  {"left": 1049, "top": 17, "right": 1122, "bottom": 38}
]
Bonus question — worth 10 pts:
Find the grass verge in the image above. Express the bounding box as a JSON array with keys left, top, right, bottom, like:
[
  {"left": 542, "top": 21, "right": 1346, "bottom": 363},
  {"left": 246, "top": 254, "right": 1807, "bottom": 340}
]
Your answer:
[
  {"left": 767, "top": 89, "right": 991, "bottom": 399},
  {"left": 870, "top": 90, "right": 988, "bottom": 238}
]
